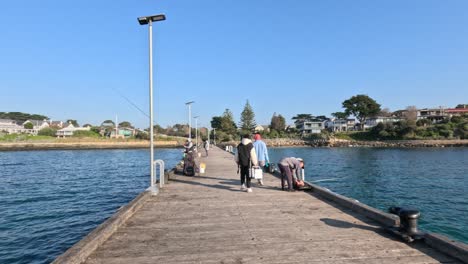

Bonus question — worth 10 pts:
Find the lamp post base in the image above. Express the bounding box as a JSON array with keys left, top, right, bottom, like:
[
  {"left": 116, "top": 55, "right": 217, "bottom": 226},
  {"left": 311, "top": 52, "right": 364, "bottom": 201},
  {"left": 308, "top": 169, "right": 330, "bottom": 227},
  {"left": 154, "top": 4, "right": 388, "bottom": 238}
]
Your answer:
[{"left": 146, "top": 185, "right": 159, "bottom": 196}]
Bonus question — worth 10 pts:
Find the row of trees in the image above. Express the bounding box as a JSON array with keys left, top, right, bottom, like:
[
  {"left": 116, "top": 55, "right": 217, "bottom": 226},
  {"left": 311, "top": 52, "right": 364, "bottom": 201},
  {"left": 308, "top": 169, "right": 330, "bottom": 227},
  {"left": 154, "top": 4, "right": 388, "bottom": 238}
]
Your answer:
[
  {"left": 369, "top": 115, "right": 468, "bottom": 140},
  {"left": 210, "top": 101, "right": 294, "bottom": 142},
  {"left": 0, "top": 112, "right": 48, "bottom": 123}
]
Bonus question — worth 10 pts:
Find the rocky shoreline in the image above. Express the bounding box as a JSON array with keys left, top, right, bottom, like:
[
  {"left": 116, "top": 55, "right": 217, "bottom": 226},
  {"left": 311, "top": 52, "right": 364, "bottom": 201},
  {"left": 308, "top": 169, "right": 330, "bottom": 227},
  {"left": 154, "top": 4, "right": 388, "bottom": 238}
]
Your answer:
[
  {"left": 219, "top": 138, "right": 468, "bottom": 148},
  {"left": 0, "top": 140, "right": 182, "bottom": 151},
  {"left": 2, "top": 138, "right": 467, "bottom": 151}
]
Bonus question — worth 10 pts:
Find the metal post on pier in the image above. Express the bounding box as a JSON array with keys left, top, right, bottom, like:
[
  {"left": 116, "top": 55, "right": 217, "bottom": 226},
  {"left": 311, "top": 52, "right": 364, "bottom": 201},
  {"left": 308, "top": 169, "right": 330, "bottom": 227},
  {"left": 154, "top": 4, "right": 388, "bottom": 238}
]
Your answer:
[
  {"left": 185, "top": 101, "right": 194, "bottom": 141},
  {"left": 137, "top": 14, "right": 166, "bottom": 193},
  {"left": 194, "top": 116, "right": 199, "bottom": 150}
]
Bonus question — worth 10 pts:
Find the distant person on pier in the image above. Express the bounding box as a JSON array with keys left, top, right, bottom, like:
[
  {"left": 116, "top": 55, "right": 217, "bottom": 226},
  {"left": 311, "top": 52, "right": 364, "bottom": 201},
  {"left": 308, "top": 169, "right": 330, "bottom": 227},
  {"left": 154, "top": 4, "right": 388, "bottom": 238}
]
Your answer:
[
  {"left": 278, "top": 157, "right": 304, "bottom": 192},
  {"left": 235, "top": 134, "right": 258, "bottom": 193},
  {"left": 203, "top": 139, "right": 210, "bottom": 156},
  {"left": 253, "top": 133, "right": 269, "bottom": 186}
]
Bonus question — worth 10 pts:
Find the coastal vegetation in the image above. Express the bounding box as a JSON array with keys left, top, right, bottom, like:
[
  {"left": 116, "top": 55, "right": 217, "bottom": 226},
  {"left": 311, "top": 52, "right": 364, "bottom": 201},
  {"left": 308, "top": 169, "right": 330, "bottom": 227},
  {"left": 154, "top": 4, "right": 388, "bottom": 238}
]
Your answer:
[
  {"left": 1, "top": 97, "right": 467, "bottom": 145},
  {"left": 0, "top": 112, "right": 48, "bottom": 122},
  {"left": 342, "top": 95, "right": 381, "bottom": 131}
]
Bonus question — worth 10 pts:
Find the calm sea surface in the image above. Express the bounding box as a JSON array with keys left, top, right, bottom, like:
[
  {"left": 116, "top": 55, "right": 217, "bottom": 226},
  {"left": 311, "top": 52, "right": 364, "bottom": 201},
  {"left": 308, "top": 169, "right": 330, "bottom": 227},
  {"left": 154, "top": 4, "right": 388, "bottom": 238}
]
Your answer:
[
  {"left": 269, "top": 147, "right": 467, "bottom": 244},
  {"left": 0, "top": 147, "right": 467, "bottom": 264},
  {"left": 0, "top": 149, "right": 182, "bottom": 264}
]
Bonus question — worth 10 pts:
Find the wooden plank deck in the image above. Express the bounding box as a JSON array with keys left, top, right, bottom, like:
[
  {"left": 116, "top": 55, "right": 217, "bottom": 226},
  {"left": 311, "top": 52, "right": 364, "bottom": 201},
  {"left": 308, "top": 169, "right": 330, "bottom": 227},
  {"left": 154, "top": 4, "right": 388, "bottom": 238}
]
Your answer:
[{"left": 83, "top": 147, "right": 460, "bottom": 264}]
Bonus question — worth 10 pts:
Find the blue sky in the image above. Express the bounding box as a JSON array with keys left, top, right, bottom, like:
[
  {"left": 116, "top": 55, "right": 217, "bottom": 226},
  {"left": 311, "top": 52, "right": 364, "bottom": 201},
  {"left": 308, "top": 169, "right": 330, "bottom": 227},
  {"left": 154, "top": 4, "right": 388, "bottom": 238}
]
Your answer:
[{"left": 1, "top": 0, "right": 467, "bottom": 128}]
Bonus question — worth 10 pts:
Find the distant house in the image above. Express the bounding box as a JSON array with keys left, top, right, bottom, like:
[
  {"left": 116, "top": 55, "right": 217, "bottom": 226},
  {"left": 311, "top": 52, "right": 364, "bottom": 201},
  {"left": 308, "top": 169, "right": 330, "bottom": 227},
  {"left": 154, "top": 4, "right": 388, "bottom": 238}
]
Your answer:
[
  {"left": 417, "top": 108, "right": 447, "bottom": 123},
  {"left": 327, "top": 118, "right": 356, "bottom": 132},
  {"left": 364, "top": 117, "right": 402, "bottom": 129},
  {"left": 56, "top": 124, "right": 90, "bottom": 137},
  {"left": 0, "top": 119, "right": 46, "bottom": 135},
  {"left": 110, "top": 127, "right": 136, "bottom": 138},
  {"left": 0, "top": 119, "right": 24, "bottom": 134},
  {"left": 48, "top": 120, "right": 64, "bottom": 129},
  {"left": 23, "top": 120, "right": 49, "bottom": 130},
  {"left": 254, "top": 125, "right": 270, "bottom": 133},
  {"left": 445, "top": 107, "right": 468, "bottom": 116},
  {"left": 254, "top": 125, "right": 265, "bottom": 132},
  {"left": 297, "top": 120, "right": 327, "bottom": 135}
]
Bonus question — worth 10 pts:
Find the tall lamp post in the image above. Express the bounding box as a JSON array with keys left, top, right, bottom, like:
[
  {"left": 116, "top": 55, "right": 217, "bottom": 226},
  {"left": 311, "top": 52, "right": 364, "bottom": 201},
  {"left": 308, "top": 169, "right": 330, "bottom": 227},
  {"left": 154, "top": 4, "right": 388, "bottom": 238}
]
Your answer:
[
  {"left": 137, "top": 14, "right": 166, "bottom": 187},
  {"left": 193, "top": 116, "right": 199, "bottom": 149},
  {"left": 185, "top": 101, "right": 194, "bottom": 141}
]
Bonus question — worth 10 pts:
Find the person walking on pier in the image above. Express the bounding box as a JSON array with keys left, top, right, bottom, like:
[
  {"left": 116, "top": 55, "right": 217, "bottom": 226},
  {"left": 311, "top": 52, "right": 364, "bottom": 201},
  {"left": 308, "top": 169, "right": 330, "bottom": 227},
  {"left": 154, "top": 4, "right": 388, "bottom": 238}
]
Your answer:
[
  {"left": 235, "top": 134, "right": 258, "bottom": 193},
  {"left": 278, "top": 157, "right": 304, "bottom": 192},
  {"left": 203, "top": 139, "right": 210, "bottom": 156},
  {"left": 253, "top": 133, "right": 269, "bottom": 186}
]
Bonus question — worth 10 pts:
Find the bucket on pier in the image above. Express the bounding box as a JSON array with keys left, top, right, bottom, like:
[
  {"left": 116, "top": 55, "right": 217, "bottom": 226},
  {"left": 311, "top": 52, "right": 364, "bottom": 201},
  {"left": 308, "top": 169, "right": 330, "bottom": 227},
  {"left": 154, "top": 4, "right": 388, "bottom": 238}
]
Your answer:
[{"left": 200, "top": 163, "right": 206, "bottom": 173}]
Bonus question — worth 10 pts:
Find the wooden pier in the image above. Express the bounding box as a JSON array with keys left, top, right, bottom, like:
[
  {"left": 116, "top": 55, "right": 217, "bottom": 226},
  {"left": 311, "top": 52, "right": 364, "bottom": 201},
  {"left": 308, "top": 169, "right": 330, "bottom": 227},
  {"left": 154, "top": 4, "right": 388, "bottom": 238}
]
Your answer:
[{"left": 55, "top": 146, "right": 464, "bottom": 264}]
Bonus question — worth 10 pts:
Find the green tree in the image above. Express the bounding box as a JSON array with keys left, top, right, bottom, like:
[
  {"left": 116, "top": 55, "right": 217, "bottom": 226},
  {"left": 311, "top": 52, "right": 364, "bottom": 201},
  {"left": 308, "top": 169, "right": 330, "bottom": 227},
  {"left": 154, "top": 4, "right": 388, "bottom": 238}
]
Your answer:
[
  {"left": 416, "top": 118, "right": 432, "bottom": 127},
  {"left": 292, "top": 114, "right": 313, "bottom": 128},
  {"left": 239, "top": 100, "right": 256, "bottom": 132},
  {"left": 119, "top": 121, "right": 133, "bottom": 128},
  {"left": 331, "top": 112, "right": 348, "bottom": 119},
  {"left": 342, "top": 95, "right": 381, "bottom": 130},
  {"left": 73, "top": 130, "right": 100, "bottom": 138},
  {"left": 220, "top": 109, "right": 237, "bottom": 136},
  {"left": 454, "top": 122, "right": 468, "bottom": 139},
  {"left": 210, "top": 116, "right": 223, "bottom": 130},
  {"left": 404, "top": 106, "right": 418, "bottom": 121},
  {"left": 0, "top": 112, "right": 48, "bottom": 122},
  {"left": 38, "top": 127, "right": 57, "bottom": 137},
  {"left": 66, "top": 119, "right": 79, "bottom": 127},
  {"left": 24, "top": 122, "right": 33, "bottom": 129},
  {"left": 101, "top": 120, "right": 115, "bottom": 127},
  {"left": 100, "top": 120, "right": 115, "bottom": 137},
  {"left": 270, "top": 112, "right": 286, "bottom": 131},
  {"left": 90, "top": 126, "right": 101, "bottom": 134}
]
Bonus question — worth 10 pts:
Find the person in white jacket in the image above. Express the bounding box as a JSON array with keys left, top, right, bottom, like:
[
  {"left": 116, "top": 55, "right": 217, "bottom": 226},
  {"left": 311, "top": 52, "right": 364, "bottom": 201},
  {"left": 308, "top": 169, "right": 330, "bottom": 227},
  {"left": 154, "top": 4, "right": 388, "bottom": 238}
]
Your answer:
[{"left": 235, "top": 134, "right": 258, "bottom": 193}]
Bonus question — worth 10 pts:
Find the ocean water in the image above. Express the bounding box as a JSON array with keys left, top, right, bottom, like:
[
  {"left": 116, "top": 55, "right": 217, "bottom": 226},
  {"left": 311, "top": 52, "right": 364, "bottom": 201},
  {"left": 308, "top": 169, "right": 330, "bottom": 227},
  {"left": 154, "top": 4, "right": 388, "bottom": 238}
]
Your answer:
[
  {"left": 0, "top": 147, "right": 466, "bottom": 263},
  {"left": 269, "top": 147, "right": 468, "bottom": 243},
  {"left": 0, "top": 149, "right": 182, "bottom": 264}
]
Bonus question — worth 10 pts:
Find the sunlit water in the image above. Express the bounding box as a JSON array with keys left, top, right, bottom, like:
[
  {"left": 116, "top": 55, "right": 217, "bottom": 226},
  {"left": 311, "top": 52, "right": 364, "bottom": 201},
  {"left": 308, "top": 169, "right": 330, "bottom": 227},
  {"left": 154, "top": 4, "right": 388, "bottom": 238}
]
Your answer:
[
  {"left": 269, "top": 147, "right": 467, "bottom": 243},
  {"left": 0, "top": 149, "right": 182, "bottom": 264},
  {"left": 0, "top": 147, "right": 466, "bottom": 263}
]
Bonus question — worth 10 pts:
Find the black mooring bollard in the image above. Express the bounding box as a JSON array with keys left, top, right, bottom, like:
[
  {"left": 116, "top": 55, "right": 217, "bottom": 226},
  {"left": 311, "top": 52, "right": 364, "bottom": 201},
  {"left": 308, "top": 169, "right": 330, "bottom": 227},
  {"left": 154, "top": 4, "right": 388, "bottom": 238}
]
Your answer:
[{"left": 389, "top": 206, "right": 422, "bottom": 241}]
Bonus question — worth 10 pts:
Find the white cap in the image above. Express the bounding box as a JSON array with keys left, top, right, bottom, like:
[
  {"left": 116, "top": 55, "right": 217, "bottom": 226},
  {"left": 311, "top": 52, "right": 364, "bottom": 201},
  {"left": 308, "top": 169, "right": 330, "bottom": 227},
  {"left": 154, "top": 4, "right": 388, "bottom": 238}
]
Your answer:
[{"left": 296, "top": 158, "right": 303, "bottom": 162}]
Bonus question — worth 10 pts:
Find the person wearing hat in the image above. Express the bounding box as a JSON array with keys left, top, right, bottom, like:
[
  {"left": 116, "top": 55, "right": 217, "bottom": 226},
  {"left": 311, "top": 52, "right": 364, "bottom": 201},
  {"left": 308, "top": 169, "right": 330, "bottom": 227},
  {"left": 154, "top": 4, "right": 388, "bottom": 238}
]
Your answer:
[
  {"left": 253, "top": 133, "right": 269, "bottom": 186},
  {"left": 278, "top": 157, "right": 304, "bottom": 191}
]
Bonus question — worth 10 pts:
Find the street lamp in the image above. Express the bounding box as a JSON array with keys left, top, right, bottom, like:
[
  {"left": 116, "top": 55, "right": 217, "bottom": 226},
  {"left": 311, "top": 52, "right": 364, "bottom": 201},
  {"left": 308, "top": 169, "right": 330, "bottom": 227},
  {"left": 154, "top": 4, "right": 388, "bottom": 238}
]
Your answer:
[
  {"left": 185, "top": 101, "right": 194, "bottom": 140},
  {"left": 193, "top": 116, "right": 199, "bottom": 149},
  {"left": 137, "top": 14, "right": 166, "bottom": 188}
]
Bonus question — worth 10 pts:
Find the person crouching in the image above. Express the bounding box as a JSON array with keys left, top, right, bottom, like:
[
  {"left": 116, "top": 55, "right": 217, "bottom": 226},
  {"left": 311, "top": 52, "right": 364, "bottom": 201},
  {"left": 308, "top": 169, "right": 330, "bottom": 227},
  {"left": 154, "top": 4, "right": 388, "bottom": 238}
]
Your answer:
[
  {"left": 278, "top": 157, "right": 304, "bottom": 192},
  {"left": 235, "top": 134, "right": 258, "bottom": 193}
]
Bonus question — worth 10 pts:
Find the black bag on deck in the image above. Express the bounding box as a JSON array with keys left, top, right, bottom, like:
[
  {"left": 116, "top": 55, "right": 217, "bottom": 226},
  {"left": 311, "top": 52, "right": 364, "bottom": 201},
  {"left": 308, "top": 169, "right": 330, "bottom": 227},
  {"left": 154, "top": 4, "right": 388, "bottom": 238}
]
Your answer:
[
  {"left": 185, "top": 166, "right": 195, "bottom": 176},
  {"left": 237, "top": 143, "right": 253, "bottom": 167},
  {"left": 184, "top": 152, "right": 196, "bottom": 176}
]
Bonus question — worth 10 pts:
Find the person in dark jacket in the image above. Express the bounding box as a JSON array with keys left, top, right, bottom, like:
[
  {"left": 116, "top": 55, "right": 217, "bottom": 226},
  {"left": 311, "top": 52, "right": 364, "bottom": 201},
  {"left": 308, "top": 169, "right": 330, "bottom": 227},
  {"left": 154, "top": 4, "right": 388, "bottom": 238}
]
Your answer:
[
  {"left": 235, "top": 134, "right": 258, "bottom": 193},
  {"left": 278, "top": 157, "right": 304, "bottom": 192}
]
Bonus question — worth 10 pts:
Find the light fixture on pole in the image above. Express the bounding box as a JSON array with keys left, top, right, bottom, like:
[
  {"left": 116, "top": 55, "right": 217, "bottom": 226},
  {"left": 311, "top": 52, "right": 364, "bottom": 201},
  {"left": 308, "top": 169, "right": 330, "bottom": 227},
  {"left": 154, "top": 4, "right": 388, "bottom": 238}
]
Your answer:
[
  {"left": 137, "top": 14, "right": 166, "bottom": 189},
  {"left": 185, "top": 101, "right": 194, "bottom": 140},
  {"left": 193, "top": 116, "right": 199, "bottom": 149}
]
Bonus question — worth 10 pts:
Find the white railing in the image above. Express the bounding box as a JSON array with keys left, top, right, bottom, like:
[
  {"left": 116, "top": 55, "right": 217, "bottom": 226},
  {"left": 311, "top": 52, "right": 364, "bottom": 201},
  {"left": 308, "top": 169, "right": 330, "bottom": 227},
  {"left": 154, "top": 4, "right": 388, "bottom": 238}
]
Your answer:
[
  {"left": 152, "top": 159, "right": 165, "bottom": 188},
  {"left": 225, "top": 145, "right": 234, "bottom": 153}
]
